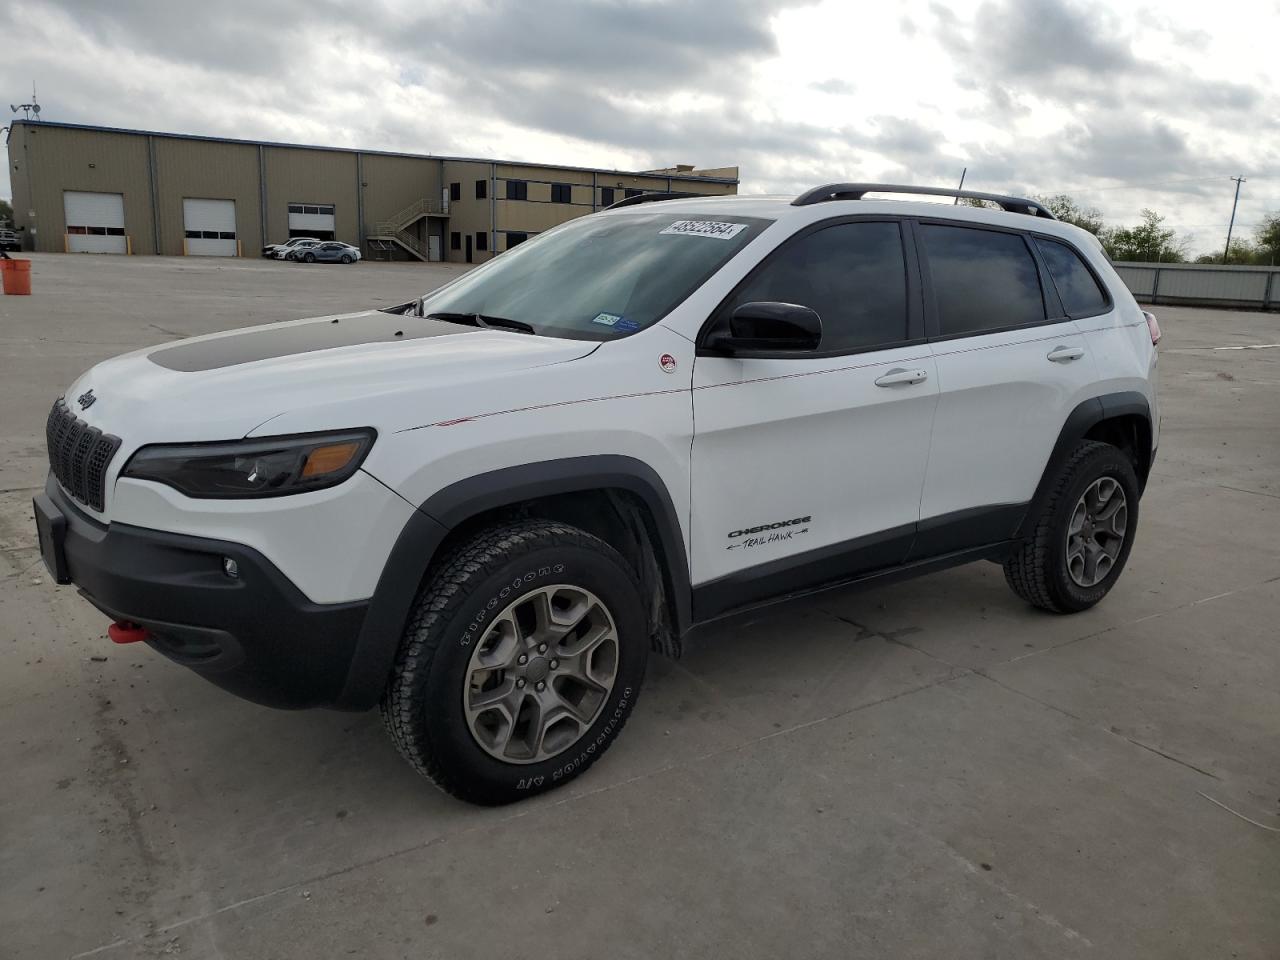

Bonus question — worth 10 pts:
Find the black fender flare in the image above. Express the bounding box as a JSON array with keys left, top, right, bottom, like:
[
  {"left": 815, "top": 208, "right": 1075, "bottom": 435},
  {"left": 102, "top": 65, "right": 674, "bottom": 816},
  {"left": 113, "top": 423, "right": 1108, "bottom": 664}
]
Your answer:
[
  {"left": 335, "top": 455, "right": 690, "bottom": 710},
  {"left": 1016, "top": 390, "right": 1152, "bottom": 539}
]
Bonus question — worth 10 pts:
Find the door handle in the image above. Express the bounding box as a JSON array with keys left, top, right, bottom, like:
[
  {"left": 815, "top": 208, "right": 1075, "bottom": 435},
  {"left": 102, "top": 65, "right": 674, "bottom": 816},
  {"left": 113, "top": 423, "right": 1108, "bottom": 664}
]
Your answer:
[
  {"left": 874, "top": 367, "right": 929, "bottom": 387},
  {"left": 1047, "top": 345, "right": 1085, "bottom": 363}
]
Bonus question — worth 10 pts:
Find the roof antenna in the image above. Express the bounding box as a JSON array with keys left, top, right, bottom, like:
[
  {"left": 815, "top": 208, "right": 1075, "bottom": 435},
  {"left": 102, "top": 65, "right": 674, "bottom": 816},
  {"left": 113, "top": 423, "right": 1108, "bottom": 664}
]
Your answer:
[
  {"left": 953, "top": 167, "right": 967, "bottom": 204},
  {"left": 9, "top": 82, "right": 41, "bottom": 121}
]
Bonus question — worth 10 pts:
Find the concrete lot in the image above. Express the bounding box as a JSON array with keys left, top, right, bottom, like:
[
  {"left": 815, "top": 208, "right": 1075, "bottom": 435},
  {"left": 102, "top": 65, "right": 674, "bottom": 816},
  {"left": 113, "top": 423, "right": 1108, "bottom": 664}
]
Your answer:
[{"left": 1, "top": 253, "right": 1278, "bottom": 959}]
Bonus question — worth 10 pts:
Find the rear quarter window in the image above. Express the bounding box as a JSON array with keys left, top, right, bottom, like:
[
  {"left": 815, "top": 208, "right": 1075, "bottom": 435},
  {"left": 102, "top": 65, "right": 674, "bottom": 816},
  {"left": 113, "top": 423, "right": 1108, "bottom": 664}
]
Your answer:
[{"left": 1034, "top": 237, "right": 1110, "bottom": 317}]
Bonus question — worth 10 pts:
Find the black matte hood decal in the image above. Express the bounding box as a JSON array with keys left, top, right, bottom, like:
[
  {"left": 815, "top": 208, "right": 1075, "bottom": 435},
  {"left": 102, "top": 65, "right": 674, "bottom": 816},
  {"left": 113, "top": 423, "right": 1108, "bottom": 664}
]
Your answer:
[{"left": 148, "top": 314, "right": 477, "bottom": 372}]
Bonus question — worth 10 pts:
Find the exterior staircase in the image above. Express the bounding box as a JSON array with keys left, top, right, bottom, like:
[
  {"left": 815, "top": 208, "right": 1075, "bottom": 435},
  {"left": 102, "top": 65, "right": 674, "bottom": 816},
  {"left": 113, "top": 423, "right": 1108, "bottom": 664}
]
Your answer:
[{"left": 368, "top": 197, "right": 449, "bottom": 262}]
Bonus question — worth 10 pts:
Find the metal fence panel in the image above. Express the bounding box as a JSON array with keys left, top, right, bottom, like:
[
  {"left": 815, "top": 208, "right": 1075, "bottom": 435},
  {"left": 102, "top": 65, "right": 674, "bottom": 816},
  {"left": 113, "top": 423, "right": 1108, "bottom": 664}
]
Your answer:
[{"left": 1110, "top": 262, "right": 1280, "bottom": 309}]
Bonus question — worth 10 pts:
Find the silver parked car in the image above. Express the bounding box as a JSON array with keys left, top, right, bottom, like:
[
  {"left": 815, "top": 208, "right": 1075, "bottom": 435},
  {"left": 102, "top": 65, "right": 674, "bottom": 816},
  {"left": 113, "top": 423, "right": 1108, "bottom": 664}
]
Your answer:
[
  {"left": 293, "top": 241, "right": 362, "bottom": 264},
  {"left": 280, "top": 239, "right": 323, "bottom": 261}
]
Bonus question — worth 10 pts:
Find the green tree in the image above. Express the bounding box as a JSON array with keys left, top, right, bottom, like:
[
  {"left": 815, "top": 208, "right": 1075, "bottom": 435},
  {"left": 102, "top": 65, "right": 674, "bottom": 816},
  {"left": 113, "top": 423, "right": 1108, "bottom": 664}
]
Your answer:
[
  {"left": 1032, "top": 194, "right": 1104, "bottom": 235},
  {"left": 1102, "top": 209, "right": 1186, "bottom": 263},
  {"left": 1221, "top": 238, "right": 1262, "bottom": 265},
  {"left": 0, "top": 198, "right": 13, "bottom": 226},
  {"left": 1255, "top": 212, "right": 1280, "bottom": 265}
]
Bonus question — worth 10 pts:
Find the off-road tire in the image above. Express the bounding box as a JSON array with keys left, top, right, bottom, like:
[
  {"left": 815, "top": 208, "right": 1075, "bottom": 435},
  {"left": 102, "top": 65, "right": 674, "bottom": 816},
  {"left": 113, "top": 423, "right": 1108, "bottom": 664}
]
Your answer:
[
  {"left": 381, "top": 520, "right": 647, "bottom": 805},
  {"left": 1004, "top": 440, "right": 1140, "bottom": 613}
]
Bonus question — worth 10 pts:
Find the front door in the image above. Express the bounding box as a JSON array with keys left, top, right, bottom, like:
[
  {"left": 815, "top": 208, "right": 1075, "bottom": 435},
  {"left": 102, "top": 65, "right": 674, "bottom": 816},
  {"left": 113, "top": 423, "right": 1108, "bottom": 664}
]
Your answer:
[{"left": 690, "top": 219, "right": 938, "bottom": 620}]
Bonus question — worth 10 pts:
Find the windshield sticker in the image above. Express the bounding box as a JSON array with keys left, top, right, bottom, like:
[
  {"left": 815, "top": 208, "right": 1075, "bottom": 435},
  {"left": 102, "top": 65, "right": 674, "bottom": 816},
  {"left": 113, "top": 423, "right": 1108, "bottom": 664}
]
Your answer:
[
  {"left": 659, "top": 220, "right": 748, "bottom": 241},
  {"left": 591, "top": 312, "right": 623, "bottom": 326},
  {"left": 615, "top": 318, "right": 641, "bottom": 331}
]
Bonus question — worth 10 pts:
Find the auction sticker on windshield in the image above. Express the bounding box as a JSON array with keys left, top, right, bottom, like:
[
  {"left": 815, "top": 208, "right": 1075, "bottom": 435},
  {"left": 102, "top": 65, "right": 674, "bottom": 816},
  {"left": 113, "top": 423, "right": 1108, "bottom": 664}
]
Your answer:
[{"left": 659, "top": 220, "right": 748, "bottom": 241}]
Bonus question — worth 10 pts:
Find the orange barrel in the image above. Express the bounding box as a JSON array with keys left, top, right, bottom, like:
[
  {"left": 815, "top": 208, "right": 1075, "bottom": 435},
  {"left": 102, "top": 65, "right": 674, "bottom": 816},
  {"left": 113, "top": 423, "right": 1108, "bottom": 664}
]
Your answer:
[{"left": 1, "top": 258, "right": 32, "bottom": 295}]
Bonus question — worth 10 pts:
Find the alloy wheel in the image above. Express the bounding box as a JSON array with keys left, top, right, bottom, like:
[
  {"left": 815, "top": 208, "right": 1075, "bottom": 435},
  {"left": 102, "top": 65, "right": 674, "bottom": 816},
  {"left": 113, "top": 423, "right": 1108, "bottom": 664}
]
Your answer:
[
  {"left": 1066, "top": 476, "right": 1128, "bottom": 587},
  {"left": 463, "top": 584, "right": 619, "bottom": 764}
]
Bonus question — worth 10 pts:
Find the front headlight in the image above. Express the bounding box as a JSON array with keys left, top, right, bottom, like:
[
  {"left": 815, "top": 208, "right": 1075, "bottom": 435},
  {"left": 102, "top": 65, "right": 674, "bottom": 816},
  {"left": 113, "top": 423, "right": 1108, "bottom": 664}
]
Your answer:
[{"left": 122, "top": 429, "right": 376, "bottom": 499}]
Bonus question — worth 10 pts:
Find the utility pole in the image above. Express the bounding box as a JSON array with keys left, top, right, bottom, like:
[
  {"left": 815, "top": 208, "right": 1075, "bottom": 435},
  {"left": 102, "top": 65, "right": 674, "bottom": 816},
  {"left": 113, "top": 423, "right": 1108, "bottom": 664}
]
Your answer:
[{"left": 1223, "top": 176, "right": 1245, "bottom": 264}]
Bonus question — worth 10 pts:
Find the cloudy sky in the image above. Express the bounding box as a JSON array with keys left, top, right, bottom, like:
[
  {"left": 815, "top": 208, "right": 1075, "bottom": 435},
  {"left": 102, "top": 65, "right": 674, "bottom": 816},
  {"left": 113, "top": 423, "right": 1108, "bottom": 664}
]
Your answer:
[{"left": 3, "top": 0, "right": 1277, "bottom": 256}]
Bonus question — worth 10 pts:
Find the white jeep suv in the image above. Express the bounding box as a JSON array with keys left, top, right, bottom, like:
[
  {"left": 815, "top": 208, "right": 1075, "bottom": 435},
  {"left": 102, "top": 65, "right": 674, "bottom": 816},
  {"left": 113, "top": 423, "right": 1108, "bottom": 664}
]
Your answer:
[{"left": 34, "top": 184, "right": 1159, "bottom": 804}]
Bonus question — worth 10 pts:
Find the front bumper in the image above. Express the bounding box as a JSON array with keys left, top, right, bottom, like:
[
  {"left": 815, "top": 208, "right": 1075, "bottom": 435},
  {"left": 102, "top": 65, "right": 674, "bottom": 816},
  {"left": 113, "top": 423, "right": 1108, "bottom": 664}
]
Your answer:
[{"left": 36, "top": 475, "right": 369, "bottom": 709}]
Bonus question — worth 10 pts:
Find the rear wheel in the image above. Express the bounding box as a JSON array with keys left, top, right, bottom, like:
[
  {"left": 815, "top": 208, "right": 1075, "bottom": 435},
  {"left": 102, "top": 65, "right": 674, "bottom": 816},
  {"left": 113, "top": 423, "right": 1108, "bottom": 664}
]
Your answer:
[
  {"left": 1004, "top": 440, "right": 1140, "bottom": 613},
  {"left": 381, "top": 520, "right": 647, "bottom": 805},
  {"left": 303, "top": 252, "right": 316, "bottom": 263}
]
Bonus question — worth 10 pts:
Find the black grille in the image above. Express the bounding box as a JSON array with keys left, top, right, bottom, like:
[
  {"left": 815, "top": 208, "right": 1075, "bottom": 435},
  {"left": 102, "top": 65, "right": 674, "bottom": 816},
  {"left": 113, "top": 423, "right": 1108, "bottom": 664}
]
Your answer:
[{"left": 46, "top": 398, "right": 122, "bottom": 512}]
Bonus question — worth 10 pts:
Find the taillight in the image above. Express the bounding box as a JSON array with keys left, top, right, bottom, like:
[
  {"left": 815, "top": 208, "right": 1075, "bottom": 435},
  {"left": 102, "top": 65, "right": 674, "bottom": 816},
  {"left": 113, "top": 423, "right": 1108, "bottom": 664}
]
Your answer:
[{"left": 1143, "top": 310, "right": 1161, "bottom": 347}]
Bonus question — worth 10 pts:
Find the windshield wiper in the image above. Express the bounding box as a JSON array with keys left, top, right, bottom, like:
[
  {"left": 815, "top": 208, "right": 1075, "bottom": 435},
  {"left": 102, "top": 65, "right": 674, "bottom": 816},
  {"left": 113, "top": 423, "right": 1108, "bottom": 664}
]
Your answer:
[{"left": 425, "top": 311, "right": 536, "bottom": 334}]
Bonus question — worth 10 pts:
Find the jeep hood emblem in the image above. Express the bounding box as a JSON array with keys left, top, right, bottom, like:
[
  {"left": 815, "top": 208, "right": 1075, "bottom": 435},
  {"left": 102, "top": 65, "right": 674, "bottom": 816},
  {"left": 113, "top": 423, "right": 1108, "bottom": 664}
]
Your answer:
[{"left": 76, "top": 389, "right": 97, "bottom": 410}]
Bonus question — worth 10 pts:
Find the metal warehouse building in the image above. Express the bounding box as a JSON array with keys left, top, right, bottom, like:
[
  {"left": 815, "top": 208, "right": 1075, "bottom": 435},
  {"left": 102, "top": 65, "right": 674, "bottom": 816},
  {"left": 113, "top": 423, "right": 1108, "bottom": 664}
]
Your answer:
[{"left": 4, "top": 120, "right": 738, "bottom": 263}]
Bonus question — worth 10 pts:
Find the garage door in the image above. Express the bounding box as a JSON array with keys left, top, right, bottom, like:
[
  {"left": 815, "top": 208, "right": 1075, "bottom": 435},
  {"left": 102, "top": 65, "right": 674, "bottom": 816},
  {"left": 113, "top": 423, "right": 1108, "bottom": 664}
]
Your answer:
[
  {"left": 183, "top": 198, "right": 238, "bottom": 256},
  {"left": 288, "top": 203, "right": 335, "bottom": 240},
  {"left": 64, "top": 191, "right": 127, "bottom": 254}
]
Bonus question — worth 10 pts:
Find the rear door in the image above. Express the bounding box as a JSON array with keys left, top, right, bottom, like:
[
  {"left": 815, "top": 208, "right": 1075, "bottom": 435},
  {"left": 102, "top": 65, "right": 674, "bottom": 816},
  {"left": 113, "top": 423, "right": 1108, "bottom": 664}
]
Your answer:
[
  {"left": 689, "top": 218, "right": 938, "bottom": 619},
  {"left": 911, "top": 220, "right": 1099, "bottom": 557}
]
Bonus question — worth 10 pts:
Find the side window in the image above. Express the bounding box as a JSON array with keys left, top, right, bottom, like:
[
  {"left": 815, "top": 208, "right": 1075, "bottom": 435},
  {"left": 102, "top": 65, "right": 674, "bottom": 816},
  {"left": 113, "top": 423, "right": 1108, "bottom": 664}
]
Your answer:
[
  {"left": 921, "top": 224, "right": 1045, "bottom": 336},
  {"left": 724, "top": 221, "right": 909, "bottom": 352},
  {"left": 449, "top": 182, "right": 461, "bottom": 202},
  {"left": 1035, "top": 237, "right": 1108, "bottom": 317},
  {"left": 475, "top": 179, "right": 487, "bottom": 200},
  {"left": 600, "top": 187, "right": 615, "bottom": 206}
]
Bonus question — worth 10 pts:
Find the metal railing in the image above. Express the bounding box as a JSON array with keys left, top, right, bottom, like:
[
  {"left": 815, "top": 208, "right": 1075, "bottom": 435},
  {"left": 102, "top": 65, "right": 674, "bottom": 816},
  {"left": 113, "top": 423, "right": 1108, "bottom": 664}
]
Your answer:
[
  {"left": 369, "top": 225, "right": 430, "bottom": 261},
  {"left": 383, "top": 197, "right": 448, "bottom": 230}
]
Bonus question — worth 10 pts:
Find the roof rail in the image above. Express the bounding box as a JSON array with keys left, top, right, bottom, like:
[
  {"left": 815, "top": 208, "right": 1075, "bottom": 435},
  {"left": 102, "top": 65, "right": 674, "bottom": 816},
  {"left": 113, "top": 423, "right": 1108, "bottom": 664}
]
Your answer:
[
  {"left": 603, "top": 191, "right": 690, "bottom": 211},
  {"left": 792, "top": 182, "right": 1056, "bottom": 219}
]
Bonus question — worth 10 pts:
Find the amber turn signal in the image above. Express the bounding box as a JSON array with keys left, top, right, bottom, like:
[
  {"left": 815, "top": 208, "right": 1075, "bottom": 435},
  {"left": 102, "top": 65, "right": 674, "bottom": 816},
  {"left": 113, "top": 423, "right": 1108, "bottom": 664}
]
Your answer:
[{"left": 301, "top": 441, "right": 362, "bottom": 478}]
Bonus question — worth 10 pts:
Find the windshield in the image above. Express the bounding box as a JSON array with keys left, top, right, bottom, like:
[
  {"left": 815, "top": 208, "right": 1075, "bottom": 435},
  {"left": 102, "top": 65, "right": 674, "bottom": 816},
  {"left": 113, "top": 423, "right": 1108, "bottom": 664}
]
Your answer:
[{"left": 422, "top": 211, "right": 770, "bottom": 340}]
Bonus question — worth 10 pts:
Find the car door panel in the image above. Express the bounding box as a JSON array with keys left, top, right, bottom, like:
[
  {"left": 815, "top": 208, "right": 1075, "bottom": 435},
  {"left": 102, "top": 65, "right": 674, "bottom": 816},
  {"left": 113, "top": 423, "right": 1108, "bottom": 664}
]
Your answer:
[
  {"left": 919, "top": 321, "right": 1098, "bottom": 523},
  {"left": 691, "top": 348, "right": 938, "bottom": 592}
]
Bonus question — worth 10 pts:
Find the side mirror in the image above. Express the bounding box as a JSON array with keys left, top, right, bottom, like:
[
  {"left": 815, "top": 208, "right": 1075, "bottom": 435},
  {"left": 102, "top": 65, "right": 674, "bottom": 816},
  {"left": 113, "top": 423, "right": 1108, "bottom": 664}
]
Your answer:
[{"left": 705, "top": 301, "right": 822, "bottom": 354}]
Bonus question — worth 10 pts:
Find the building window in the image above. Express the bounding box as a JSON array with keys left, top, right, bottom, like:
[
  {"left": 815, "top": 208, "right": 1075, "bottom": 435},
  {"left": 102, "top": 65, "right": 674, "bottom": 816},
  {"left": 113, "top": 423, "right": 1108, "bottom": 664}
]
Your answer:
[
  {"left": 506, "top": 180, "right": 528, "bottom": 201},
  {"left": 624, "top": 188, "right": 643, "bottom": 199},
  {"left": 550, "top": 183, "right": 572, "bottom": 204},
  {"left": 450, "top": 182, "right": 461, "bottom": 202},
  {"left": 289, "top": 203, "right": 334, "bottom": 215},
  {"left": 450, "top": 231, "right": 461, "bottom": 250},
  {"left": 505, "top": 231, "right": 528, "bottom": 249},
  {"left": 475, "top": 231, "right": 488, "bottom": 251},
  {"left": 475, "top": 179, "right": 487, "bottom": 200},
  {"left": 600, "top": 187, "right": 615, "bottom": 206}
]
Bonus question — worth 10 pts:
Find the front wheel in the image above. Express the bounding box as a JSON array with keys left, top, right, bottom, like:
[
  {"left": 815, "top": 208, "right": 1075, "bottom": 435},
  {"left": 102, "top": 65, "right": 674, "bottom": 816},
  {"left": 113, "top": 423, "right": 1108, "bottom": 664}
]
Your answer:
[
  {"left": 341, "top": 253, "right": 354, "bottom": 264},
  {"left": 1004, "top": 440, "right": 1140, "bottom": 613},
  {"left": 381, "top": 520, "right": 648, "bottom": 805}
]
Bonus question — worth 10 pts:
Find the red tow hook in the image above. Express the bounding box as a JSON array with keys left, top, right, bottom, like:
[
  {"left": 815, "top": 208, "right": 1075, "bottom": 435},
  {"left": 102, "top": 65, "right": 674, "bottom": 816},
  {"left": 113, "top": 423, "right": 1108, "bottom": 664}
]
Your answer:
[{"left": 108, "top": 620, "right": 149, "bottom": 644}]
